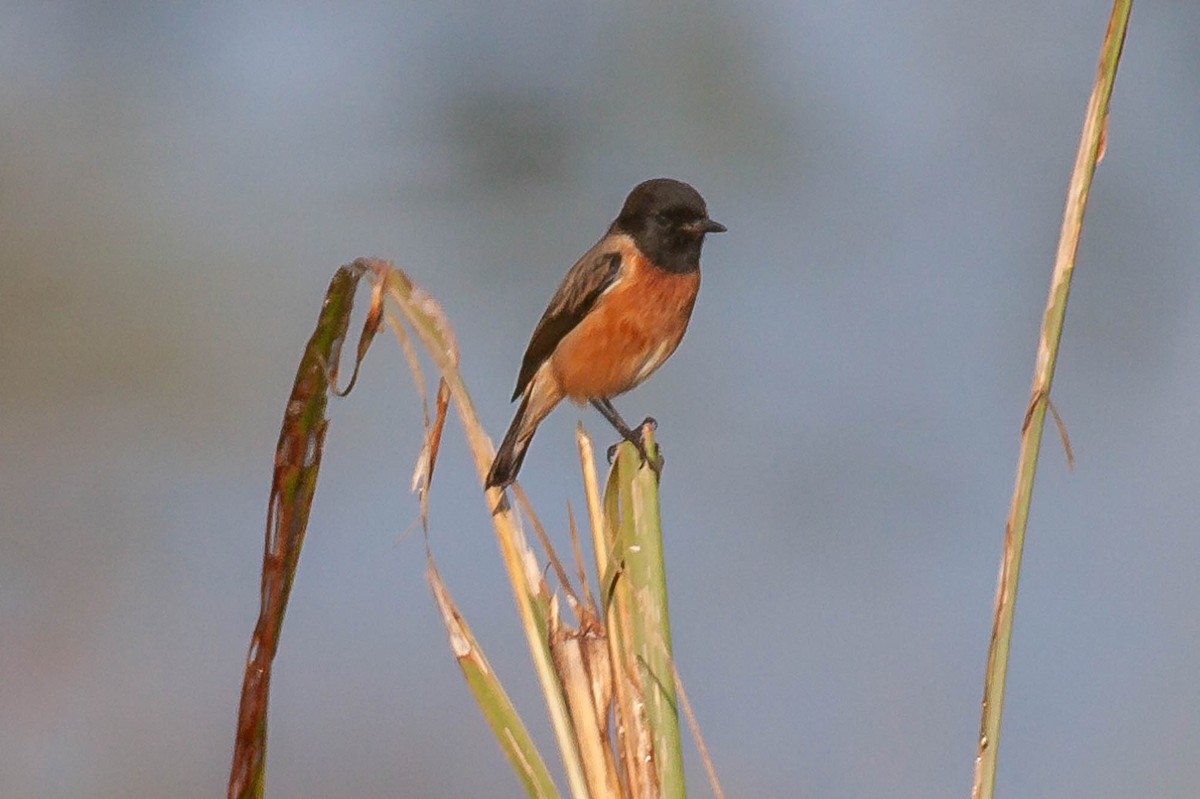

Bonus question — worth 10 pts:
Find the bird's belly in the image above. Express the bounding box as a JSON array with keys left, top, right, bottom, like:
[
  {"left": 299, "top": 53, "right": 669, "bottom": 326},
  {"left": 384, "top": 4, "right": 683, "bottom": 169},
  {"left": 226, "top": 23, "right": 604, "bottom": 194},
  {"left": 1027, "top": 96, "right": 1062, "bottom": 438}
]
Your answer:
[{"left": 551, "top": 267, "right": 699, "bottom": 402}]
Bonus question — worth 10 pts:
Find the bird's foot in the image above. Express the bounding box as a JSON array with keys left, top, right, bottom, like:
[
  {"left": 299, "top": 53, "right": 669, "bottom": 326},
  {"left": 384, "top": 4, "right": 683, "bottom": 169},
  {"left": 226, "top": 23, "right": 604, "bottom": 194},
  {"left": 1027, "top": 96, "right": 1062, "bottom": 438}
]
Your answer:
[{"left": 605, "top": 420, "right": 664, "bottom": 480}]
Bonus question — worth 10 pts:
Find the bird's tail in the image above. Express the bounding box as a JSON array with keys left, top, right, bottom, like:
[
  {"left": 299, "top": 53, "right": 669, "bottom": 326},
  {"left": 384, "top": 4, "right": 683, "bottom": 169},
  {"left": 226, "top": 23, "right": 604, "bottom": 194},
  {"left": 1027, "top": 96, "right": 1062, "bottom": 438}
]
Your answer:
[
  {"left": 486, "top": 375, "right": 562, "bottom": 489},
  {"left": 486, "top": 393, "right": 535, "bottom": 488}
]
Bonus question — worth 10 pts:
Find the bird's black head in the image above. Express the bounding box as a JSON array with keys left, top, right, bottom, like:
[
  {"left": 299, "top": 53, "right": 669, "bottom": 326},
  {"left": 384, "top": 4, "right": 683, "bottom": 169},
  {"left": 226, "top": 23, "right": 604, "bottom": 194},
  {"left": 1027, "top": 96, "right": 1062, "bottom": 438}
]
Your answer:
[{"left": 610, "top": 178, "right": 726, "bottom": 273}]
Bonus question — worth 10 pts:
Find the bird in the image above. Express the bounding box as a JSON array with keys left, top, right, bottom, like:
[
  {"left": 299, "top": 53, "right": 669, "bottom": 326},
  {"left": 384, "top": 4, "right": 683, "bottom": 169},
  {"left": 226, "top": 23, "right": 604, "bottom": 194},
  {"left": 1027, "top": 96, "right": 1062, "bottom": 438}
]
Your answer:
[{"left": 485, "top": 178, "right": 725, "bottom": 489}]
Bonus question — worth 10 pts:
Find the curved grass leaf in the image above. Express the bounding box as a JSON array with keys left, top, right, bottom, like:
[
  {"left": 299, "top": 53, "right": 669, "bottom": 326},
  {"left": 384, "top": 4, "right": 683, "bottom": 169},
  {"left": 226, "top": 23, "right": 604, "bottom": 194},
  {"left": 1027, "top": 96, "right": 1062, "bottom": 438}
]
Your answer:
[{"left": 228, "top": 261, "right": 377, "bottom": 799}]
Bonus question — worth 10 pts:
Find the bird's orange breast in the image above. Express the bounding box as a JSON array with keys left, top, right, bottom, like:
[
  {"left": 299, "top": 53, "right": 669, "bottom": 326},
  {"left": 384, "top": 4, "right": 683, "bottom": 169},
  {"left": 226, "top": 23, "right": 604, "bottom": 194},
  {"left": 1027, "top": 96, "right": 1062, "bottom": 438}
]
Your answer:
[{"left": 550, "top": 247, "right": 700, "bottom": 402}]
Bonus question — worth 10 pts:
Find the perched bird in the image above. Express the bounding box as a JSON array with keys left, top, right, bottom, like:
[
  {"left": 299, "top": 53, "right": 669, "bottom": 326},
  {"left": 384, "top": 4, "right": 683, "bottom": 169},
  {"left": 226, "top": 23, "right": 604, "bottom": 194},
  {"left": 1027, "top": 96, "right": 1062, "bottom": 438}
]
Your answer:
[{"left": 485, "top": 178, "right": 725, "bottom": 488}]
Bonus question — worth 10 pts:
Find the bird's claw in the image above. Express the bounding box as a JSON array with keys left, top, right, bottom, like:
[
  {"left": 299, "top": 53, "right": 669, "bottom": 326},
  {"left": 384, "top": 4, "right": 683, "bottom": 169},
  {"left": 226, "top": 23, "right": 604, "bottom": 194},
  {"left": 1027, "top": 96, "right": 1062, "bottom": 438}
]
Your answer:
[{"left": 605, "top": 424, "right": 664, "bottom": 480}]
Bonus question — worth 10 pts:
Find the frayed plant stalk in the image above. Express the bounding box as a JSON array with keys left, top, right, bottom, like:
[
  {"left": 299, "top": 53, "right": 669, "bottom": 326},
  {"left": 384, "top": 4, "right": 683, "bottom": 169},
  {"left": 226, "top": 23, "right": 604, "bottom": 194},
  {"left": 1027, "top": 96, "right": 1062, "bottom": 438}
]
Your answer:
[
  {"left": 607, "top": 430, "right": 685, "bottom": 798},
  {"left": 229, "top": 257, "right": 721, "bottom": 798},
  {"left": 381, "top": 267, "right": 592, "bottom": 798}
]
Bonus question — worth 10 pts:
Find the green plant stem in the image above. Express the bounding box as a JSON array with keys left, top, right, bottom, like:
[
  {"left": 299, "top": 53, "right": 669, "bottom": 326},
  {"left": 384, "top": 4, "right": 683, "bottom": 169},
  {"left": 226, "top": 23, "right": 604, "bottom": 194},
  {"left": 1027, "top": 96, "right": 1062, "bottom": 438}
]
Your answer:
[
  {"left": 972, "top": 4, "right": 1131, "bottom": 797},
  {"left": 427, "top": 564, "right": 560, "bottom": 799},
  {"left": 615, "top": 431, "right": 685, "bottom": 798}
]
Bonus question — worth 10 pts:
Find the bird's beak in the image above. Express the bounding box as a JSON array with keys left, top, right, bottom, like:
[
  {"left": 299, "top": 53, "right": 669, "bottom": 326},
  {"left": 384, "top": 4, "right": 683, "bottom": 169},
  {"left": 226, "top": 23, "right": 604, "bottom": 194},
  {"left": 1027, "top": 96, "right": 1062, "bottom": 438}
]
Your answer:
[{"left": 687, "top": 217, "right": 727, "bottom": 235}]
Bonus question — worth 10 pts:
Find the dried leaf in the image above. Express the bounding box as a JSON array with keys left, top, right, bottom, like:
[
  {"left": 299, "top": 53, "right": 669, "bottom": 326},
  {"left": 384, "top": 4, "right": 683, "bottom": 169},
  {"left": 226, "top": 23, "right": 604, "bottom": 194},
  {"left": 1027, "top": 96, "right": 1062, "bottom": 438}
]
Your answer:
[{"left": 228, "top": 262, "right": 370, "bottom": 799}]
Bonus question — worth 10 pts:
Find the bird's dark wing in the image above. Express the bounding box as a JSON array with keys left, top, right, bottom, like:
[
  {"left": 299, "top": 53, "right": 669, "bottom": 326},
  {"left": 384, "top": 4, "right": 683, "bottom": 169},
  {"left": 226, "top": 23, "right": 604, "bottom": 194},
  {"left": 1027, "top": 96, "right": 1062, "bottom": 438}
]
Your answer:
[{"left": 511, "top": 243, "right": 624, "bottom": 401}]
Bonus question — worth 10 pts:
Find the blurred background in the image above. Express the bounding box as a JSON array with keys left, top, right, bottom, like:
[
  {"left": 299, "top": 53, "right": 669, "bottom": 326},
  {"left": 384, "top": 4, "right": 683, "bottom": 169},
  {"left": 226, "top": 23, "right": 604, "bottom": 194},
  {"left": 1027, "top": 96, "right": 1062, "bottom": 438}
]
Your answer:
[{"left": 3, "top": 2, "right": 1198, "bottom": 797}]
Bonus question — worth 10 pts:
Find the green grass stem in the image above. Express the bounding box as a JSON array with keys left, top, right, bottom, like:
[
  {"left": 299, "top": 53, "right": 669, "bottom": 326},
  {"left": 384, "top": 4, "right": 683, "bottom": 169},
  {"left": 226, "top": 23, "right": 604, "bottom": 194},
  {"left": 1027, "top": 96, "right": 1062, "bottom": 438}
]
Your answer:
[{"left": 972, "top": 4, "right": 1131, "bottom": 797}]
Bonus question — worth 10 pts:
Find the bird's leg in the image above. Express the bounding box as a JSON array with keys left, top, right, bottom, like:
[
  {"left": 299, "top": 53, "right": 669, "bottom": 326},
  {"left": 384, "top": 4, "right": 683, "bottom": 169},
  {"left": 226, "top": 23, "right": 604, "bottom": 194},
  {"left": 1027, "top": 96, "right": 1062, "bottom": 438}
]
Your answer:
[
  {"left": 591, "top": 397, "right": 639, "bottom": 441},
  {"left": 591, "top": 398, "right": 663, "bottom": 477}
]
